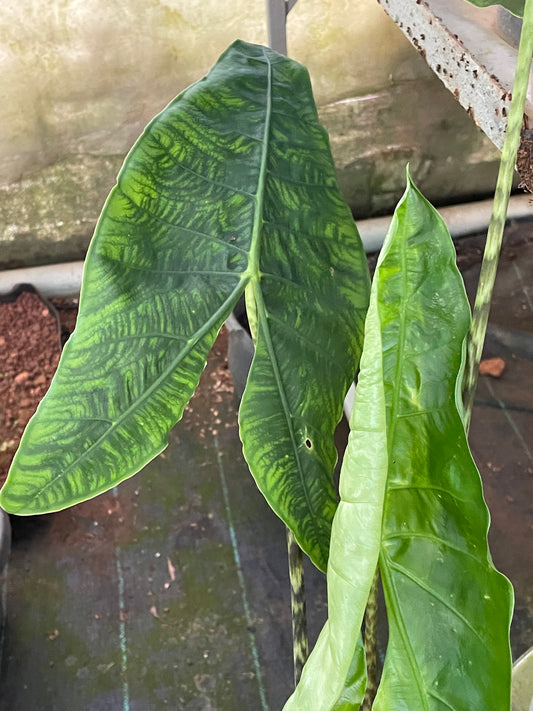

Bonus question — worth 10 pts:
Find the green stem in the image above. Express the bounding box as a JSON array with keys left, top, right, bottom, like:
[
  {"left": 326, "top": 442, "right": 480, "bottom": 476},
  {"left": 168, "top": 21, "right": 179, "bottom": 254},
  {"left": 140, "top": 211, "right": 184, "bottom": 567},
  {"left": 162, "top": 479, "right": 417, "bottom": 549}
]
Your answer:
[
  {"left": 463, "top": 0, "right": 533, "bottom": 428},
  {"left": 286, "top": 526, "right": 309, "bottom": 686}
]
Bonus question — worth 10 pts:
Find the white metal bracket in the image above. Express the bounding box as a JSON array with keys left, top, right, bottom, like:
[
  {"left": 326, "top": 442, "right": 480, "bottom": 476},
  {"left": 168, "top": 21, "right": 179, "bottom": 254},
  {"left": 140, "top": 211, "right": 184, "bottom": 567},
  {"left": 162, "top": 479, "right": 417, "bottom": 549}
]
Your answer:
[{"left": 377, "top": 0, "right": 533, "bottom": 153}]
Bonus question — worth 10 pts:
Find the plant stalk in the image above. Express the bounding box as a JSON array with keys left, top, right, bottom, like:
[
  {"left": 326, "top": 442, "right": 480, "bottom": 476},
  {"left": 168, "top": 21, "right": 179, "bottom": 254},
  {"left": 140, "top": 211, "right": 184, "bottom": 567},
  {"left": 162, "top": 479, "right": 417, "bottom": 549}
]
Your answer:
[
  {"left": 463, "top": 0, "right": 533, "bottom": 428},
  {"left": 286, "top": 527, "right": 309, "bottom": 687},
  {"left": 362, "top": 569, "right": 380, "bottom": 711}
]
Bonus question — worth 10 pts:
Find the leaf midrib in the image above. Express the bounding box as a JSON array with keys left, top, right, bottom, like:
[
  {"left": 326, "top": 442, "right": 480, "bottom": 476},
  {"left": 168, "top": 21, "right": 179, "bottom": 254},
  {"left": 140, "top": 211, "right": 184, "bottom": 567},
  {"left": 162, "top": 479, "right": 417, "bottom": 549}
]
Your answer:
[
  {"left": 32, "top": 278, "right": 247, "bottom": 503},
  {"left": 248, "top": 47, "right": 273, "bottom": 276},
  {"left": 249, "top": 49, "right": 322, "bottom": 551}
]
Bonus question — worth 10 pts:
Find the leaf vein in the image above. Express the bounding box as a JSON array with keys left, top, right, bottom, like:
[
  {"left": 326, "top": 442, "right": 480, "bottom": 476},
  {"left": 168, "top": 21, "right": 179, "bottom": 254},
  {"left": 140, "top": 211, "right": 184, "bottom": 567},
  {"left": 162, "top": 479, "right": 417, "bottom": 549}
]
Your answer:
[
  {"left": 380, "top": 560, "right": 429, "bottom": 710},
  {"left": 150, "top": 132, "right": 256, "bottom": 198},
  {"left": 34, "top": 278, "right": 248, "bottom": 500},
  {"left": 386, "top": 559, "right": 487, "bottom": 645},
  {"left": 265, "top": 312, "right": 332, "bottom": 361},
  {"left": 109, "top": 195, "right": 250, "bottom": 255},
  {"left": 382, "top": 531, "right": 483, "bottom": 565}
]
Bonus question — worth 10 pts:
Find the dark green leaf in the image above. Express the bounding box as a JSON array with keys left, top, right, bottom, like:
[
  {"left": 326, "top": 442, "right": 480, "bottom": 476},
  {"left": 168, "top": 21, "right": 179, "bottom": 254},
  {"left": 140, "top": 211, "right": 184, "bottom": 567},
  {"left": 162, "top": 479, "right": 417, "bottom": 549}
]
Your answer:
[
  {"left": 238, "top": 55, "right": 370, "bottom": 570},
  {"left": 0, "top": 42, "right": 369, "bottom": 572},
  {"left": 373, "top": 173, "right": 513, "bottom": 710}
]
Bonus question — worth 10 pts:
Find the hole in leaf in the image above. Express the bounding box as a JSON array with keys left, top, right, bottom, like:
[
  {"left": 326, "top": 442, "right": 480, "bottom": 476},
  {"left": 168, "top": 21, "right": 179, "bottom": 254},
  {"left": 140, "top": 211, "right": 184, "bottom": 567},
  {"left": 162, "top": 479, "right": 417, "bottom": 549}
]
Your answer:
[{"left": 305, "top": 438, "right": 312, "bottom": 449}]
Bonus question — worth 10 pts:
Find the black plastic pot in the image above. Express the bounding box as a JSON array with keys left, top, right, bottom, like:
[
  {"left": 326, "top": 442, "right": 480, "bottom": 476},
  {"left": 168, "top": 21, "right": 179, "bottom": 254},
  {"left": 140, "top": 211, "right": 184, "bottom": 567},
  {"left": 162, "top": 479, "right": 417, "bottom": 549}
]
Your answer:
[
  {"left": 0, "top": 508, "right": 10, "bottom": 575},
  {"left": 0, "top": 507, "right": 10, "bottom": 636}
]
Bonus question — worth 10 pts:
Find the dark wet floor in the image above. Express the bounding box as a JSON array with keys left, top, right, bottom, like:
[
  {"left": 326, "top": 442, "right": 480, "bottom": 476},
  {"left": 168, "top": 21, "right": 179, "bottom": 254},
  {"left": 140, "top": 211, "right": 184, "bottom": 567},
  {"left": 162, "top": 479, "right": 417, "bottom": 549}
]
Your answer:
[
  {"left": 459, "top": 219, "right": 533, "bottom": 662},
  {"left": 0, "top": 217, "right": 532, "bottom": 711}
]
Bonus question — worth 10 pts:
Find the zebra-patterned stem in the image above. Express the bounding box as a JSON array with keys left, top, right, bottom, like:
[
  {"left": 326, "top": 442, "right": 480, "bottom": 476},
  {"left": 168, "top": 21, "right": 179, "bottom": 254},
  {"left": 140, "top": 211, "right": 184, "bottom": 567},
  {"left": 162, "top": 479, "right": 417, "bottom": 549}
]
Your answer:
[
  {"left": 362, "top": 568, "right": 380, "bottom": 711},
  {"left": 463, "top": 1, "right": 533, "bottom": 428},
  {"left": 286, "top": 526, "right": 309, "bottom": 687}
]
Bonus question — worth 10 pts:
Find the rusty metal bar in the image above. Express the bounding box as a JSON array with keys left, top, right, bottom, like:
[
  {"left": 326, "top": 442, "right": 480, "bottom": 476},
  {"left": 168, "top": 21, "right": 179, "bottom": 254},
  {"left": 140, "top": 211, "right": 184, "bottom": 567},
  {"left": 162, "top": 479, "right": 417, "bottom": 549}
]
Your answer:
[{"left": 376, "top": 0, "right": 533, "bottom": 152}]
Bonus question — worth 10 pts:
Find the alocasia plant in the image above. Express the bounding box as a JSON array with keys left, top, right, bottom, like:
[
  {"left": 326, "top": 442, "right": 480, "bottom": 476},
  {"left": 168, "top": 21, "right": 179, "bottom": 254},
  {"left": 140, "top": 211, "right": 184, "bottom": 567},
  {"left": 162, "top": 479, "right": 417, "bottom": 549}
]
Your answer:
[{"left": 0, "top": 36, "right": 515, "bottom": 711}]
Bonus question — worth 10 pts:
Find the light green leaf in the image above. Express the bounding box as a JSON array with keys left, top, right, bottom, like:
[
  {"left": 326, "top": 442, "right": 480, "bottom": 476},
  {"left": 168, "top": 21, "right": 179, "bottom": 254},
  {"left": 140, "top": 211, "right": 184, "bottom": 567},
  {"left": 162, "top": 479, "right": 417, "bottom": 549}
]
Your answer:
[
  {"left": 283, "top": 172, "right": 513, "bottom": 710},
  {"left": 0, "top": 41, "right": 369, "bottom": 572},
  {"left": 283, "top": 247, "right": 388, "bottom": 709},
  {"left": 373, "top": 174, "right": 514, "bottom": 710},
  {"left": 463, "top": 0, "right": 524, "bottom": 16},
  {"left": 330, "top": 637, "right": 367, "bottom": 711}
]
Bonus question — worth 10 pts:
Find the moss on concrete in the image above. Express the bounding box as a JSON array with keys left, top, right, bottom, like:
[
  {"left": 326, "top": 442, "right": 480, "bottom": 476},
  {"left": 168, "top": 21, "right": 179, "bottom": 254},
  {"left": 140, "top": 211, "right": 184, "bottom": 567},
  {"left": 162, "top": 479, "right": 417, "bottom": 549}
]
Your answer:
[
  {"left": 320, "top": 77, "right": 502, "bottom": 218},
  {"left": 0, "top": 0, "right": 512, "bottom": 269},
  {"left": 0, "top": 155, "right": 123, "bottom": 269}
]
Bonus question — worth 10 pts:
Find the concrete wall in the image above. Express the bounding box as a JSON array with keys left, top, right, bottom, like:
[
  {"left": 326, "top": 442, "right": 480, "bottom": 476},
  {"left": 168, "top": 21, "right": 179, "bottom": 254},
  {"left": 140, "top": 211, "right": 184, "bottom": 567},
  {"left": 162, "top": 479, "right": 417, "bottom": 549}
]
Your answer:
[{"left": 0, "top": 0, "right": 501, "bottom": 268}]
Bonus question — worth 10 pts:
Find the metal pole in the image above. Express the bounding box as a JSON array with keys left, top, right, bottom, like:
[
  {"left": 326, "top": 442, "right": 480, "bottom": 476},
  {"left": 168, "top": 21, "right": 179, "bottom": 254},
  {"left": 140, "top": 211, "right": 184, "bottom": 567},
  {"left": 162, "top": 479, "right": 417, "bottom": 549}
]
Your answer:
[{"left": 266, "top": 0, "right": 299, "bottom": 55}]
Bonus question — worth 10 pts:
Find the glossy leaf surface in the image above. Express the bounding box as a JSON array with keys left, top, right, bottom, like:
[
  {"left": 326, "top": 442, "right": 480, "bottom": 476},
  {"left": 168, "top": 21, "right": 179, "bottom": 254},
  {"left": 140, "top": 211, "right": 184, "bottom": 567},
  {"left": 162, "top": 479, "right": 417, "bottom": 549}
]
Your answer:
[
  {"left": 284, "top": 174, "right": 513, "bottom": 710},
  {"left": 0, "top": 41, "right": 369, "bottom": 572},
  {"left": 463, "top": 0, "right": 524, "bottom": 15},
  {"left": 374, "top": 176, "right": 513, "bottom": 710}
]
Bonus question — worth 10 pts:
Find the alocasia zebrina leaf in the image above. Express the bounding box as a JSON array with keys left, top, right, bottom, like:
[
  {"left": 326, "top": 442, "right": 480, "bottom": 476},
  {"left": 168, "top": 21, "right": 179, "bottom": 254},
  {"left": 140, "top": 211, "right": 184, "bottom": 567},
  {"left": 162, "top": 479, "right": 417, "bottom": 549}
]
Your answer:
[
  {"left": 283, "top": 172, "right": 513, "bottom": 709},
  {"left": 0, "top": 40, "right": 369, "bottom": 571}
]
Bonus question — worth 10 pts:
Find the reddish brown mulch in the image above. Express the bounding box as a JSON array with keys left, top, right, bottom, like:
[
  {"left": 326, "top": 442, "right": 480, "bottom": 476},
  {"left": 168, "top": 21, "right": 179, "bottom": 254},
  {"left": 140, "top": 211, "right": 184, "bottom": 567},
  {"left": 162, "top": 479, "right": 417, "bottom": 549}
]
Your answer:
[{"left": 0, "top": 289, "right": 78, "bottom": 487}]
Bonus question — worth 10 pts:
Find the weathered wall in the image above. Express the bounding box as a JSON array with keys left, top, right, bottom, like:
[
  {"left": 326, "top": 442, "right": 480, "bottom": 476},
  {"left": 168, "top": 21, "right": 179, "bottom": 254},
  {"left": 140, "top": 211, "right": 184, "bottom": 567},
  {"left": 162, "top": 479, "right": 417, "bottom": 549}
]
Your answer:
[{"left": 0, "top": 0, "right": 501, "bottom": 268}]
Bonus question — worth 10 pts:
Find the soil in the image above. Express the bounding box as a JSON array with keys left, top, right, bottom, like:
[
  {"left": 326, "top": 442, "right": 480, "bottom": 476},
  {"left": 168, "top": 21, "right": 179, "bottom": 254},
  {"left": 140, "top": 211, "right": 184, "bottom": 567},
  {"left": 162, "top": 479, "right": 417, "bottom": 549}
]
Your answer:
[{"left": 0, "top": 289, "right": 78, "bottom": 487}]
